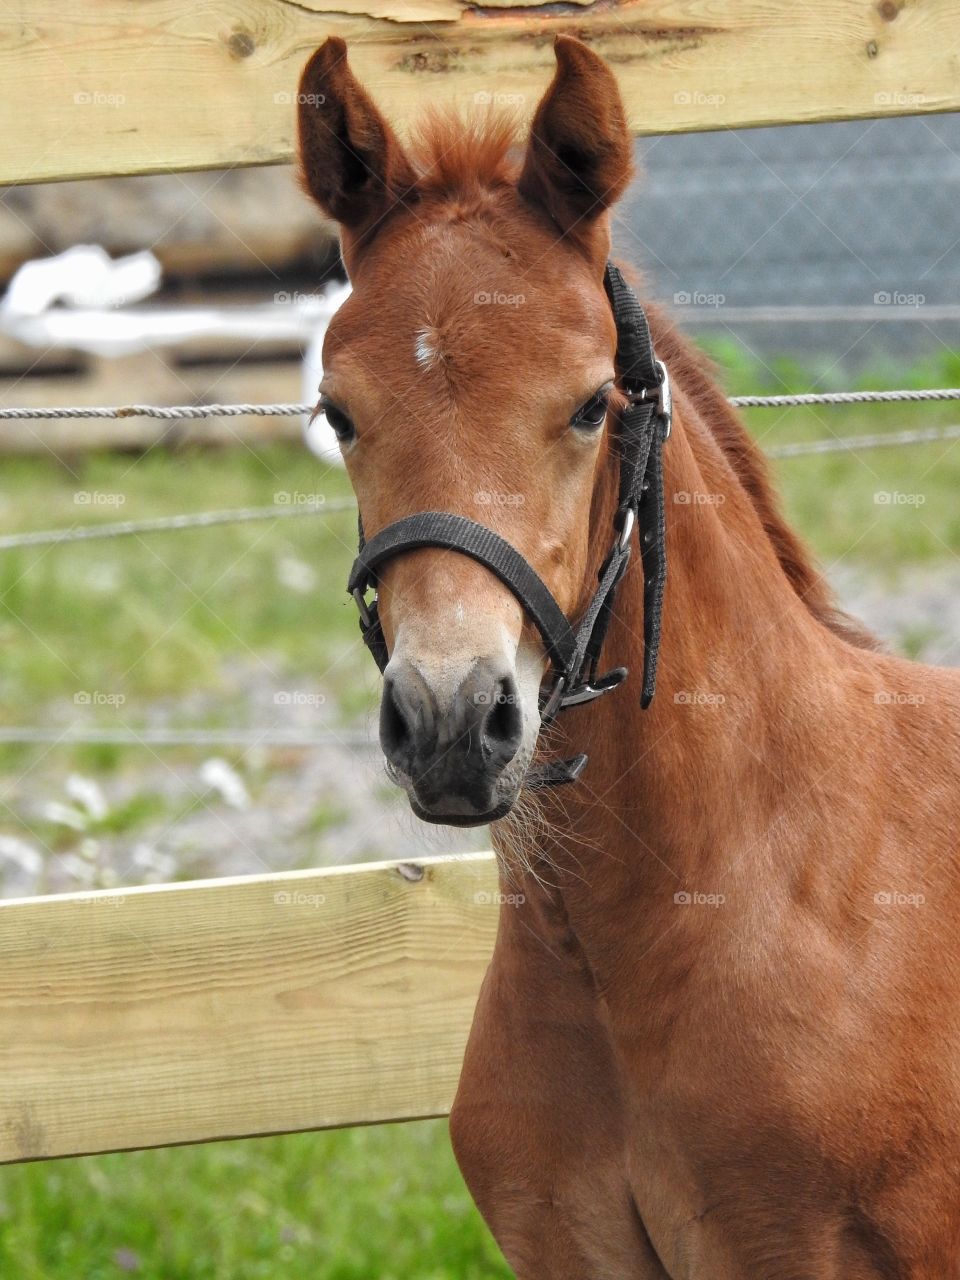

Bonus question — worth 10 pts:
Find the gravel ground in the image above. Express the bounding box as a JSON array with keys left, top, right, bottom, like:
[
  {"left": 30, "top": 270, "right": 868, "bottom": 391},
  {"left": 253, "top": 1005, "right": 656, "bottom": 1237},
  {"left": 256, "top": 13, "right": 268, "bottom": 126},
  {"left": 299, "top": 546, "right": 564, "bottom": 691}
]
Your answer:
[
  {"left": 832, "top": 562, "right": 960, "bottom": 668},
  {"left": 0, "top": 563, "right": 956, "bottom": 901}
]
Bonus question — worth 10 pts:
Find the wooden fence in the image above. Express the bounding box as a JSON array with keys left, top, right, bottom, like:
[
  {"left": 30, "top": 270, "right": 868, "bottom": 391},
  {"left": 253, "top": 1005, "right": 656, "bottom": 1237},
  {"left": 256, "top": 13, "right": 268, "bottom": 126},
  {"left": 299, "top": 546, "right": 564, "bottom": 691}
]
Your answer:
[
  {"left": 1, "top": 1, "right": 958, "bottom": 185},
  {"left": 0, "top": 0, "right": 957, "bottom": 1163},
  {"left": 0, "top": 853, "right": 498, "bottom": 1162}
]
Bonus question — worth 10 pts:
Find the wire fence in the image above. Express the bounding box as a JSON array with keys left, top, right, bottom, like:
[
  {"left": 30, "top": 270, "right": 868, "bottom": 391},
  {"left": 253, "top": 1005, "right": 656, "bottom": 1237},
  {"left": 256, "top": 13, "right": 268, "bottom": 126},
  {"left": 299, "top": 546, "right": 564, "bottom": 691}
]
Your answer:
[
  {"left": 0, "top": 727, "right": 374, "bottom": 748},
  {"left": 0, "top": 499, "right": 357, "bottom": 551},
  {"left": 766, "top": 423, "right": 960, "bottom": 459},
  {"left": 1, "top": 391, "right": 959, "bottom": 552},
  {"left": 2, "top": 388, "right": 958, "bottom": 749},
  {"left": 2, "top": 387, "right": 960, "bottom": 421}
]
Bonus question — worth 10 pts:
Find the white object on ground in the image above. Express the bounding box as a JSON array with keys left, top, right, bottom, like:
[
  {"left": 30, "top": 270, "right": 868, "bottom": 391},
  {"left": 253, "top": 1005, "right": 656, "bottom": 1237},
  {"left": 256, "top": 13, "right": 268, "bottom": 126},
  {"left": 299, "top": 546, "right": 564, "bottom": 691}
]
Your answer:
[
  {"left": 0, "top": 835, "right": 44, "bottom": 878},
  {"left": 200, "top": 757, "right": 251, "bottom": 810},
  {"left": 42, "top": 801, "right": 88, "bottom": 831},
  {"left": 66, "top": 773, "right": 109, "bottom": 822}
]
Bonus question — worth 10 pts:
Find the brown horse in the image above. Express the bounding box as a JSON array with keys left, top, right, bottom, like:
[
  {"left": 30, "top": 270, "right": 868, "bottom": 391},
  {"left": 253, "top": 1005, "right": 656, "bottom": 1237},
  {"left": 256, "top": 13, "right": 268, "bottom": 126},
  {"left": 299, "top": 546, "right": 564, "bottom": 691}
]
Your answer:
[{"left": 297, "top": 35, "right": 960, "bottom": 1279}]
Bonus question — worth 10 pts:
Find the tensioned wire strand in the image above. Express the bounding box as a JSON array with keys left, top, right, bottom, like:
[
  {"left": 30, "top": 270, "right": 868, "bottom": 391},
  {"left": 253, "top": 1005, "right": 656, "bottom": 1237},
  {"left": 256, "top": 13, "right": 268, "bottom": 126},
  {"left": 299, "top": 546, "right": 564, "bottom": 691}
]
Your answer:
[
  {"left": 0, "top": 428, "right": 958, "bottom": 551},
  {"left": 0, "top": 499, "right": 358, "bottom": 550},
  {"left": 0, "top": 726, "right": 374, "bottom": 748},
  {"left": 1, "top": 386, "right": 960, "bottom": 420}
]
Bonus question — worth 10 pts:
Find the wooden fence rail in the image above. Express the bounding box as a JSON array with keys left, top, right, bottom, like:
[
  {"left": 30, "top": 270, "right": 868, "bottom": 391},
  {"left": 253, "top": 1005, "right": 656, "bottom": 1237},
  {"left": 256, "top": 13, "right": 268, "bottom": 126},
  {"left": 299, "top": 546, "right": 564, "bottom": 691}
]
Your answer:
[
  {"left": 0, "top": 853, "right": 498, "bottom": 1163},
  {"left": 1, "top": 0, "right": 958, "bottom": 186}
]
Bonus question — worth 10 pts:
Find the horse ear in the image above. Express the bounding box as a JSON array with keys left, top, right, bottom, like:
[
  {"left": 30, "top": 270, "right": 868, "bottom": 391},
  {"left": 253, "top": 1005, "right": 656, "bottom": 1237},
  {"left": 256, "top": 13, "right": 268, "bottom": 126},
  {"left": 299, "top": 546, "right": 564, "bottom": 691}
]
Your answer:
[
  {"left": 297, "top": 37, "right": 417, "bottom": 247},
  {"left": 518, "top": 36, "right": 633, "bottom": 251}
]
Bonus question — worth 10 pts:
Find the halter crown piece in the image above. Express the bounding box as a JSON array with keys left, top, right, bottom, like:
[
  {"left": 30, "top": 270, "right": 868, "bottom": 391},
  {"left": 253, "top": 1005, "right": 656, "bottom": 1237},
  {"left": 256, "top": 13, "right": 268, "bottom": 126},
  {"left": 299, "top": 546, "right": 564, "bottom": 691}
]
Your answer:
[{"left": 346, "top": 263, "right": 671, "bottom": 789}]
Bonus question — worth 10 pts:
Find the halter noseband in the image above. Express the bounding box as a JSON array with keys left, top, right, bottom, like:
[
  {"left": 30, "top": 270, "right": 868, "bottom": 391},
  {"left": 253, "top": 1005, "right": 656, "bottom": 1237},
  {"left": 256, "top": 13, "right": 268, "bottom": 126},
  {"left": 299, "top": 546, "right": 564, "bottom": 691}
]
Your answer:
[{"left": 346, "top": 262, "right": 671, "bottom": 789}]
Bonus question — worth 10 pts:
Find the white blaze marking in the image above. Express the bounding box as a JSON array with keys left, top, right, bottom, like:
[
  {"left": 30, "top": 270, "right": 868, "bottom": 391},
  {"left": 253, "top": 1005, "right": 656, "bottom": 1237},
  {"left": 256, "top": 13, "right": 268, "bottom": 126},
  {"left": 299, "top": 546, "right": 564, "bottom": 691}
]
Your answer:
[{"left": 415, "top": 328, "right": 437, "bottom": 369}]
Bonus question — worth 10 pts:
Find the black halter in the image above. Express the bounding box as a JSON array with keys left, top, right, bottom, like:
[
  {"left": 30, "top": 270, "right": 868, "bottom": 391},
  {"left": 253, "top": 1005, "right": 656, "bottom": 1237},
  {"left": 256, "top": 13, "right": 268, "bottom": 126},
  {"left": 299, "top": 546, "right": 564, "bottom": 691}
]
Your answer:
[{"left": 346, "top": 262, "right": 671, "bottom": 789}]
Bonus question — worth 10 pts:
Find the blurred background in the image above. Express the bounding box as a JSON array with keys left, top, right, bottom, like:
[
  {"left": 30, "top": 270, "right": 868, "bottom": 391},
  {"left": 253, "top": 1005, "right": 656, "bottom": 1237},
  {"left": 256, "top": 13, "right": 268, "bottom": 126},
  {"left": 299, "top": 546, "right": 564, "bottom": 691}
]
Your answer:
[{"left": 0, "top": 113, "right": 958, "bottom": 1277}]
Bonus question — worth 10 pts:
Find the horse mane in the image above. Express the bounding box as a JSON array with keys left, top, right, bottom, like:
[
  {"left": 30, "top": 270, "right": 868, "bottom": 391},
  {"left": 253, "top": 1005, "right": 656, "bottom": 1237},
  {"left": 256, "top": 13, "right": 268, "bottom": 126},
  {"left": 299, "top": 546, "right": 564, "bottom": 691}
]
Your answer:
[
  {"left": 643, "top": 305, "right": 879, "bottom": 651},
  {"left": 403, "top": 109, "right": 879, "bottom": 653}
]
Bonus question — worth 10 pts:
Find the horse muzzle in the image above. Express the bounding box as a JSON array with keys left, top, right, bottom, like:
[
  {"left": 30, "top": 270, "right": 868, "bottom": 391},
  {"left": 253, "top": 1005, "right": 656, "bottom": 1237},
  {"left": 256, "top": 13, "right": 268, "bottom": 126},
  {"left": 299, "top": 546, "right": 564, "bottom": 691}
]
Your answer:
[{"left": 379, "top": 657, "right": 526, "bottom": 826}]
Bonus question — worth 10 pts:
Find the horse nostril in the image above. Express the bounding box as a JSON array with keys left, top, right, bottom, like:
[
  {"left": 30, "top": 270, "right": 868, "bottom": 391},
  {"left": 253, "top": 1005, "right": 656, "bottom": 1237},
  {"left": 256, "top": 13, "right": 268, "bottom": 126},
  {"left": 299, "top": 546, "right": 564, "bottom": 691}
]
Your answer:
[
  {"left": 380, "top": 671, "right": 436, "bottom": 769},
  {"left": 380, "top": 677, "right": 412, "bottom": 763},
  {"left": 481, "top": 675, "right": 523, "bottom": 764}
]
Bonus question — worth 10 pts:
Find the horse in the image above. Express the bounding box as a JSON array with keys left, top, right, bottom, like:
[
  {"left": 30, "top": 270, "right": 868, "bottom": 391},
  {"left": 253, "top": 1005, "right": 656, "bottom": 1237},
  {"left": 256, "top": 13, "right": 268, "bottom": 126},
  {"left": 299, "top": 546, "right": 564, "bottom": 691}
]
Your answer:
[{"left": 297, "top": 34, "right": 960, "bottom": 1279}]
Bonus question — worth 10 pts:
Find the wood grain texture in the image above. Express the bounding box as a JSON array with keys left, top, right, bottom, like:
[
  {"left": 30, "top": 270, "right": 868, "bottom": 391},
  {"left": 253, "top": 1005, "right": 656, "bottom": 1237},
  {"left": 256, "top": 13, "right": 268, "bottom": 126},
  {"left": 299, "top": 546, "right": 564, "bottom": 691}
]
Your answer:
[
  {"left": 0, "top": 852, "right": 499, "bottom": 1163},
  {"left": 1, "top": 0, "right": 957, "bottom": 185}
]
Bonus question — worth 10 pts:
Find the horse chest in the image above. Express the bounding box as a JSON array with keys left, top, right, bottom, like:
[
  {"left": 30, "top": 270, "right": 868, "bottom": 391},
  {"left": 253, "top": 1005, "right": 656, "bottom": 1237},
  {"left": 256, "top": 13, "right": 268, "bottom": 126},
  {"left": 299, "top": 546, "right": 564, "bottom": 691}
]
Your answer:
[{"left": 577, "top": 931, "right": 858, "bottom": 1274}]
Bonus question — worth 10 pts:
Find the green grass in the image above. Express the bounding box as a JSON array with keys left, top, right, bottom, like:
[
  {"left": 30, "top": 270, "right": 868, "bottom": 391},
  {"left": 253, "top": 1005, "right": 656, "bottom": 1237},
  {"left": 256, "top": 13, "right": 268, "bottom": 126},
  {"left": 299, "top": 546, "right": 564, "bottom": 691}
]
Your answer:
[
  {"left": 0, "top": 1122, "right": 512, "bottom": 1279},
  {"left": 0, "top": 446, "right": 365, "bottom": 721},
  {"left": 0, "top": 445, "right": 375, "bottom": 782},
  {"left": 701, "top": 340, "right": 960, "bottom": 570}
]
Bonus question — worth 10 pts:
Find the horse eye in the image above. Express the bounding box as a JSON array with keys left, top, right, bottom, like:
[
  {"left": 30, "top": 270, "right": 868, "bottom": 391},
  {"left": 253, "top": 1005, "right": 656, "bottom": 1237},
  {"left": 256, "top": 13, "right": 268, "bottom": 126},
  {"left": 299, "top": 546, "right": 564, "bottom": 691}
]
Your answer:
[
  {"left": 319, "top": 397, "right": 356, "bottom": 443},
  {"left": 571, "top": 385, "right": 612, "bottom": 431}
]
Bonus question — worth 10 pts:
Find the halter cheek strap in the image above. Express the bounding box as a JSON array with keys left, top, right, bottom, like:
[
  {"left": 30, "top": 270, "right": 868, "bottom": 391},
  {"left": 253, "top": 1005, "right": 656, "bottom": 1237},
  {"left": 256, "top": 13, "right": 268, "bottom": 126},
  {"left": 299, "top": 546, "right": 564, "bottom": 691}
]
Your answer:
[
  {"left": 601, "top": 260, "right": 671, "bottom": 709},
  {"left": 346, "top": 262, "right": 671, "bottom": 787}
]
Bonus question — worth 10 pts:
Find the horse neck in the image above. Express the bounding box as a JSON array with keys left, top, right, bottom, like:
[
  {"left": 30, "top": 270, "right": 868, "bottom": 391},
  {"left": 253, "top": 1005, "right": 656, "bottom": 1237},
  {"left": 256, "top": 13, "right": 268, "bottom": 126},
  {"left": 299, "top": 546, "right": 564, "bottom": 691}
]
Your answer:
[{"left": 526, "top": 387, "right": 848, "bottom": 900}]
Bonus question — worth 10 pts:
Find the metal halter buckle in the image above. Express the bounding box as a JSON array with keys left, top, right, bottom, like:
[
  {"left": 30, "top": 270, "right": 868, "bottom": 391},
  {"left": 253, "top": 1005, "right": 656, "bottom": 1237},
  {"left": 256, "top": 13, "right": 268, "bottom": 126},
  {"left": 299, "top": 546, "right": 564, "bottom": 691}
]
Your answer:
[
  {"left": 352, "top": 585, "right": 375, "bottom": 628},
  {"left": 625, "top": 359, "right": 672, "bottom": 439},
  {"left": 539, "top": 675, "right": 566, "bottom": 724},
  {"left": 560, "top": 667, "right": 628, "bottom": 708}
]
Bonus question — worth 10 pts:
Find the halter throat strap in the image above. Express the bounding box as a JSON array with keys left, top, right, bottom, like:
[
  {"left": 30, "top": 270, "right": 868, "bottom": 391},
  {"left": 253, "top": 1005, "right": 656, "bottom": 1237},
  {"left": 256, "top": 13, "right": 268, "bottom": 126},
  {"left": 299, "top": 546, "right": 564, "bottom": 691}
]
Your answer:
[{"left": 346, "top": 261, "right": 671, "bottom": 781}]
